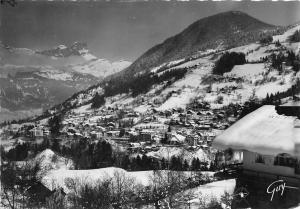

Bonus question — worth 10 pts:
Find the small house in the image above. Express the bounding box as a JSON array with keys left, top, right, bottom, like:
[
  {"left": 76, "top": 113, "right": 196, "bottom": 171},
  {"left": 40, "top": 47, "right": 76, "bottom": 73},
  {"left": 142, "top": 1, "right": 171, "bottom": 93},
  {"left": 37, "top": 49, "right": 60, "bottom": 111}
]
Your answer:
[
  {"left": 212, "top": 105, "right": 300, "bottom": 185},
  {"left": 29, "top": 127, "right": 44, "bottom": 138}
]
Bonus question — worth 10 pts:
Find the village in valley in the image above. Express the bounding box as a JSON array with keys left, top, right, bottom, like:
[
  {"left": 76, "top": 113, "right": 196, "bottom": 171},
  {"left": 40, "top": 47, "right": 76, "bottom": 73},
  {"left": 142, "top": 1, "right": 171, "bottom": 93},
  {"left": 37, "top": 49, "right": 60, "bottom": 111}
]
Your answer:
[{"left": 1, "top": 95, "right": 236, "bottom": 165}]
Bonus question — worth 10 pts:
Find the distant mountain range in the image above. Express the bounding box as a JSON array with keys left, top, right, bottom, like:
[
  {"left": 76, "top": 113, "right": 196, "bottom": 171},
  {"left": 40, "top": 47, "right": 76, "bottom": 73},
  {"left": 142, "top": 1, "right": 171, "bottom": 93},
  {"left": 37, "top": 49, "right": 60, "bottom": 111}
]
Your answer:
[
  {"left": 36, "top": 42, "right": 93, "bottom": 59},
  {"left": 0, "top": 42, "right": 130, "bottom": 122},
  {"left": 2, "top": 11, "right": 296, "bottom": 123},
  {"left": 41, "top": 11, "right": 292, "bottom": 117}
]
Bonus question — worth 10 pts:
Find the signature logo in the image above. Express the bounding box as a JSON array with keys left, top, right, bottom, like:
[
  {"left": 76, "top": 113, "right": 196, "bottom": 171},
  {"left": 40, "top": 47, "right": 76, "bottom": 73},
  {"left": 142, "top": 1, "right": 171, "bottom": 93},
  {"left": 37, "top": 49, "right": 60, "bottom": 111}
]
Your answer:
[{"left": 266, "top": 180, "right": 299, "bottom": 201}]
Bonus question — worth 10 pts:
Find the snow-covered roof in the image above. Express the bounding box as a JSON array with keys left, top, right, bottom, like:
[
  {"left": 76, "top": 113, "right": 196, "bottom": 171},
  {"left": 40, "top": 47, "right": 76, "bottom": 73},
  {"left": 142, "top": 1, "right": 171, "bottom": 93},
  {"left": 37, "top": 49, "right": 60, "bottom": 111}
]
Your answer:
[
  {"left": 170, "top": 133, "right": 186, "bottom": 142},
  {"left": 212, "top": 105, "right": 300, "bottom": 156}
]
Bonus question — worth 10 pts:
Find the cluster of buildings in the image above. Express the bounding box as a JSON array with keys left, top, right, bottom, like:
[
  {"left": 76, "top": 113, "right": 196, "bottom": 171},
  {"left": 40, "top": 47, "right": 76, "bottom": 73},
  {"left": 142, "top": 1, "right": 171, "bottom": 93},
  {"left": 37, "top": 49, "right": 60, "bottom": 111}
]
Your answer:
[{"left": 3, "top": 99, "right": 235, "bottom": 160}]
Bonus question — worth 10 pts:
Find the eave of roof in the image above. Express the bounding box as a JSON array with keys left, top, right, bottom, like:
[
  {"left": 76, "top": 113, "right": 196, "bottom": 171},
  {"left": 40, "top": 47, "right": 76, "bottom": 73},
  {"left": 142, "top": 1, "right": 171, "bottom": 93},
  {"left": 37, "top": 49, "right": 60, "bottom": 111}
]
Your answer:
[{"left": 212, "top": 105, "right": 300, "bottom": 156}]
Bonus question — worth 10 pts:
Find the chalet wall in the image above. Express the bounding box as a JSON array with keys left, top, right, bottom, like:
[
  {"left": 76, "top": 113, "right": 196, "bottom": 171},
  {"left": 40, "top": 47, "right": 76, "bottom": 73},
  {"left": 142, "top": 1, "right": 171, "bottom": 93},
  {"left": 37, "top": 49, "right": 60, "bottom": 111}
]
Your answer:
[{"left": 243, "top": 150, "right": 300, "bottom": 179}]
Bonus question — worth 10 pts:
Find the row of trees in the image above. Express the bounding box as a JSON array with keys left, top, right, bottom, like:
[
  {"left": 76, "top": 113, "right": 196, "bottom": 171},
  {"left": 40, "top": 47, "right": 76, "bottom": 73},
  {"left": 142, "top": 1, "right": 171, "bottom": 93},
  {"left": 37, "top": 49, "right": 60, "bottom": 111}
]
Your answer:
[
  {"left": 259, "top": 35, "right": 273, "bottom": 45},
  {"left": 270, "top": 50, "right": 300, "bottom": 72},
  {"left": 288, "top": 29, "right": 300, "bottom": 43},
  {"left": 91, "top": 92, "right": 105, "bottom": 109},
  {"left": 126, "top": 155, "right": 216, "bottom": 172},
  {"left": 62, "top": 169, "right": 227, "bottom": 209}
]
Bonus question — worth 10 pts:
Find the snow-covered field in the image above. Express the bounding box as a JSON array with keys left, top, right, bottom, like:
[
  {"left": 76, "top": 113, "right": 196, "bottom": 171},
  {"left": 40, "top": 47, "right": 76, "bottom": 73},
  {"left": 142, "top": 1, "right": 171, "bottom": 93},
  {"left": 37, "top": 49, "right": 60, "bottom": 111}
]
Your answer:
[
  {"left": 176, "top": 179, "right": 236, "bottom": 208},
  {"left": 225, "top": 63, "right": 266, "bottom": 78},
  {"left": 273, "top": 24, "right": 300, "bottom": 43},
  {"left": 157, "top": 89, "right": 198, "bottom": 111},
  {"left": 31, "top": 149, "right": 214, "bottom": 193}
]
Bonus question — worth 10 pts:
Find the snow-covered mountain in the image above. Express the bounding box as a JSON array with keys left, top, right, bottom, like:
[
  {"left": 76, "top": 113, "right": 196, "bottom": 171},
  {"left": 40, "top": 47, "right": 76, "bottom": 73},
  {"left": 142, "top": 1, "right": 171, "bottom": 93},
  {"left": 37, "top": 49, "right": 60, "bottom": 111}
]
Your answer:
[
  {"left": 0, "top": 42, "right": 130, "bottom": 122},
  {"left": 0, "top": 66, "right": 99, "bottom": 122},
  {"left": 35, "top": 42, "right": 131, "bottom": 77},
  {"left": 1, "top": 41, "right": 131, "bottom": 78},
  {"left": 71, "top": 58, "right": 131, "bottom": 78},
  {"left": 36, "top": 42, "right": 96, "bottom": 60},
  {"left": 116, "top": 11, "right": 284, "bottom": 80},
  {"left": 43, "top": 18, "right": 299, "bottom": 119}
]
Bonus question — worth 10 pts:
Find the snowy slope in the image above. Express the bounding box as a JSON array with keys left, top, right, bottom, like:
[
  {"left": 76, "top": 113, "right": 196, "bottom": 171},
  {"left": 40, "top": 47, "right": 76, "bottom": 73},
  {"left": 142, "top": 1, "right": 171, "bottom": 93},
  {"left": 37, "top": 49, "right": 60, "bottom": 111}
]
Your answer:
[
  {"left": 34, "top": 149, "right": 74, "bottom": 172},
  {"left": 273, "top": 24, "right": 300, "bottom": 43},
  {"left": 225, "top": 63, "right": 266, "bottom": 77},
  {"left": 67, "top": 52, "right": 296, "bottom": 114},
  {"left": 177, "top": 179, "right": 236, "bottom": 207},
  {"left": 72, "top": 59, "right": 131, "bottom": 78},
  {"left": 15, "top": 149, "right": 74, "bottom": 178}
]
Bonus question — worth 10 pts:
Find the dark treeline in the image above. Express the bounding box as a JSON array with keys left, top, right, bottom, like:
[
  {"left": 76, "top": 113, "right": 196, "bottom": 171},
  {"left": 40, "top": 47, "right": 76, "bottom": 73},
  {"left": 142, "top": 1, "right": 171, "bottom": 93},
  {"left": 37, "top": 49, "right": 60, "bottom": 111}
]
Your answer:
[
  {"left": 288, "top": 30, "right": 300, "bottom": 43},
  {"left": 104, "top": 67, "right": 188, "bottom": 97},
  {"left": 91, "top": 92, "right": 105, "bottom": 109},
  {"left": 1, "top": 139, "right": 51, "bottom": 162},
  {"left": 127, "top": 155, "right": 216, "bottom": 172},
  {"left": 259, "top": 35, "right": 273, "bottom": 45},
  {"left": 48, "top": 114, "right": 63, "bottom": 136},
  {"left": 213, "top": 52, "right": 246, "bottom": 75}
]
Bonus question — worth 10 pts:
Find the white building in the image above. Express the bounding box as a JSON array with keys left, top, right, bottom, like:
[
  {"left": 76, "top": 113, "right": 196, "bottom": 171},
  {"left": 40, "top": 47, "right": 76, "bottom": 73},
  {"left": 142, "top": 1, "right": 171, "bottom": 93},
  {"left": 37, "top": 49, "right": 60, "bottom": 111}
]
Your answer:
[
  {"left": 29, "top": 127, "right": 44, "bottom": 137},
  {"left": 212, "top": 105, "right": 300, "bottom": 184}
]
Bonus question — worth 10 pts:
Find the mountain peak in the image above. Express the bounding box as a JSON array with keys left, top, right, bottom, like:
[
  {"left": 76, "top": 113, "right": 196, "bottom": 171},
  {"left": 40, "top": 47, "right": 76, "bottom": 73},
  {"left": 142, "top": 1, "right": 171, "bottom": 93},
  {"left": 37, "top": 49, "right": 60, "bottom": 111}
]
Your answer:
[
  {"left": 118, "top": 11, "right": 278, "bottom": 79},
  {"left": 36, "top": 42, "right": 91, "bottom": 59},
  {"left": 219, "top": 11, "right": 248, "bottom": 16}
]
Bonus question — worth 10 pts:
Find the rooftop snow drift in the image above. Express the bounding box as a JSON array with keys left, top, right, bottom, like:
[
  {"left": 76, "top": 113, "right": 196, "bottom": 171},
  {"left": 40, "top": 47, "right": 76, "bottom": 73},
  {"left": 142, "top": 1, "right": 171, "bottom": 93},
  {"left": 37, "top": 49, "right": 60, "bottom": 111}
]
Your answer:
[{"left": 212, "top": 105, "right": 300, "bottom": 156}]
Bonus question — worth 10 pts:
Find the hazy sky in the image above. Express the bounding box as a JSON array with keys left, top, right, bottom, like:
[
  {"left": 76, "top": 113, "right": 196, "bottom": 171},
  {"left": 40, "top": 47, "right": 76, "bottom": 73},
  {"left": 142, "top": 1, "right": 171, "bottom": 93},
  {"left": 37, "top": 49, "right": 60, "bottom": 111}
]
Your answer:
[{"left": 1, "top": 1, "right": 300, "bottom": 61}]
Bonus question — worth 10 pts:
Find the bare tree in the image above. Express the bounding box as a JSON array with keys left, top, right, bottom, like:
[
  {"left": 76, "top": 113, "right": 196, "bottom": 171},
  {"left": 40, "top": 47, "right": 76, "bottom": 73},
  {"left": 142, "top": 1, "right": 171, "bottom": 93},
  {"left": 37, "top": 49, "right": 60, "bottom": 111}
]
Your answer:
[
  {"left": 65, "top": 177, "right": 113, "bottom": 209},
  {"left": 45, "top": 189, "right": 66, "bottom": 209},
  {"left": 1, "top": 160, "right": 44, "bottom": 209},
  {"left": 149, "top": 170, "right": 188, "bottom": 208},
  {"left": 110, "top": 170, "right": 136, "bottom": 208},
  {"left": 149, "top": 170, "right": 169, "bottom": 208}
]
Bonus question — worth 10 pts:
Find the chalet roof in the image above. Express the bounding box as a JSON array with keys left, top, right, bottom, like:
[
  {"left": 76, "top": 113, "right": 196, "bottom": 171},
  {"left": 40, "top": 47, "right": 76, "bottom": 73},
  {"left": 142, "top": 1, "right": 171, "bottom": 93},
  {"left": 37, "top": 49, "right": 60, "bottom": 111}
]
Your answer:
[{"left": 212, "top": 105, "right": 300, "bottom": 156}]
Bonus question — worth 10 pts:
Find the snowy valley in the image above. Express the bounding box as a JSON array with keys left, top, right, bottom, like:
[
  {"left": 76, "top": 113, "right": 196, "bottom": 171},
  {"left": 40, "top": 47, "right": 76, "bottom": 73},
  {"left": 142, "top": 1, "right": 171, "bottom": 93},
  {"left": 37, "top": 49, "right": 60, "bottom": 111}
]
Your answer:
[
  {"left": 0, "top": 42, "right": 130, "bottom": 122},
  {"left": 1, "top": 10, "right": 300, "bottom": 209}
]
